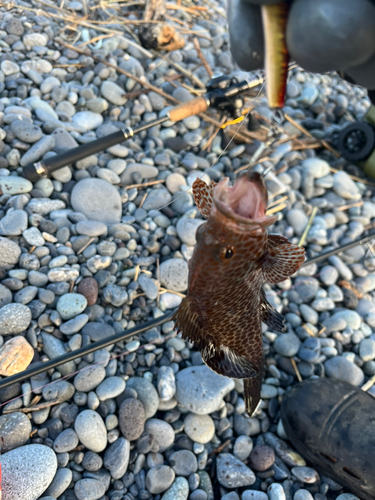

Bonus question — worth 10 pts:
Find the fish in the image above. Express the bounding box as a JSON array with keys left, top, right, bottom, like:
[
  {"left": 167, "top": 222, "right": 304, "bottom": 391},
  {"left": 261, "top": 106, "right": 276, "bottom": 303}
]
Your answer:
[{"left": 173, "top": 171, "right": 305, "bottom": 416}]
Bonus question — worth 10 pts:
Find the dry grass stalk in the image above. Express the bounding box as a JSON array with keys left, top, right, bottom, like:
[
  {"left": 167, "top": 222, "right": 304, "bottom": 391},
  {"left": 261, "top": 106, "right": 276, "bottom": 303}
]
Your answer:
[
  {"left": 125, "top": 179, "right": 165, "bottom": 189},
  {"left": 284, "top": 113, "right": 340, "bottom": 157},
  {"left": 290, "top": 358, "right": 302, "bottom": 382},
  {"left": 266, "top": 202, "right": 287, "bottom": 215},
  {"left": 193, "top": 37, "right": 213, "bottom": 78},
  {"left": 298, "top": 206, "right": 318, "bottom": 248},
  {"left": 338, "top": 200, "right": 364, "bottom": 211}
]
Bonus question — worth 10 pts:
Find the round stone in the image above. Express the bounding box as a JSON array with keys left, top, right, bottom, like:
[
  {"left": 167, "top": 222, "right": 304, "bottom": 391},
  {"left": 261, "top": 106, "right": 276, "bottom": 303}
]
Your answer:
[
  {"left": 77, "top": 278, "right": 99, "bottom": 306},
  {"left": 184, "top": 413, "right": 215, "bottom": 444},
  {"left": 176, "top": 218, "right": 205, "bottom": 246},
  {"left": 56, "top": 293, "right": 87, "bottom": 320},
  {"left": 71, "top": 178, "right": 122, "bottom": 224},
  {"left": 169, "top": 450, "right": 198, "bottom": 476},
  {"left": 144, "top": 418, "right": 175, "bottom": 452},
  {"left": 233, "top": 435, "right": 253, "bottom": 462},
  {"left": 274, "top": 332, "right": 301, "bottom": 357},
  {"left": 101, "top": 81, "right": 127, "bottom": 105},
  {"left": 119, "top": 398, "right": 146, "bottom": 441},
  {"left": 0, "top": 412, "right": 32, "bottom": 452},
  {"left": 53, "top": 428, "right": 79, "bottom": 453},
  {"left": 1, "top": 444, "right": 57, "bottom": 500},
  {"left": 175, "top": 365, "right": 235, "bottom": 415},
  {"left": 159, "top": 258, "right": 189, "bottom": 292},
  {"left": 75, "top": 410, "right": 107, "bottom": 452},
  {"left": 146, "top": 465, "right": 175, "bottom": 494},
  {"left": 96, "top": 376, "right": 126, "bottom": 401},
  {"left": 72, "top": 111, "right": 103, "bottom": 131},
  {"left": 249, "top": 445, "right": 275, "bottom": 471},
  {"left": 76, "top": 220, "right": 107, "bottom": 237},
  {"left": 0, "top": 303, "right": 32, "bottom": 335},
  {"left": 125, "top": 377, "right": 159, "bottom": 419},
  {"left": 74, "top": 365, "right": 106, "bottom": 392},
  {"left": 325, "top": 356, "right": 364, "bottom": 386},
  {"left": 216, "top": 453, "right": 256, "bottom": 488},
  {"left": 0, "top": 237, "right": 21, "bottom": 269}
]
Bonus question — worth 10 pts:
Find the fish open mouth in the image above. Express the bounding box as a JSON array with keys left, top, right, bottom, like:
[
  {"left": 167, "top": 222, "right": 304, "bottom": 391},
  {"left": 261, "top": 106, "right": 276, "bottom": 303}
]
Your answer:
[{"left": 214, "top": 171, "right": 276, "bottom": 226}]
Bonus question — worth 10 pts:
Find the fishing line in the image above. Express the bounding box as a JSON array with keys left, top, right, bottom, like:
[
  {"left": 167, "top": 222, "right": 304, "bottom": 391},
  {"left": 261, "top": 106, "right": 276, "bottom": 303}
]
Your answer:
[{"left": 155, "top": 80, "right": 266, "bottom": 212}]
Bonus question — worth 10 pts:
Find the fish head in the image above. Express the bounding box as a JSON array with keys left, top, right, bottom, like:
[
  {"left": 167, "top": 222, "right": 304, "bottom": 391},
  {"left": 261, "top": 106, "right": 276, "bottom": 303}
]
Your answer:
[{"left": 192, "top": 171, "right": 276, "bottom": 278}]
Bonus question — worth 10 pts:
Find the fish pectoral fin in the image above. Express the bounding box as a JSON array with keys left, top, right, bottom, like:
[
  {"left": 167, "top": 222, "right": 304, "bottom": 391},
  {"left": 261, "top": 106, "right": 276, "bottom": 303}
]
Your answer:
[
  {"left": 262, "top": 242, "right": 305, "bottom": 283},
  {"left": 260, "top": 289, "right": 286, "bottom": 333},
  {"left": 244, "top": 376, "right": 262, "bottom": 417},
  {"left": 173, "top": 296, "right": 206, "bottom": 347},
  {"left": 192, "top": 178, "right": 217, "bottom": 219},
  {"left": 202, "top": 344, "right": 257, "bottom": 379},
  {"left": 267, "top": 234, "right": 291, "bottom": 249}
]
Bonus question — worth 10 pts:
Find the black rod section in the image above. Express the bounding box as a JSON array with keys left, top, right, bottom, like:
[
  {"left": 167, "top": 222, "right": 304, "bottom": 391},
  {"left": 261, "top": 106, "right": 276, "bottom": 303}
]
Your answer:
[
  {"left": 301, "top": 230, "right": 375, "bottom": 267},
  {"left": 1, "top": 231, "right": 375, "bottom": 390},
  {"left": 0, "top": 310, "right": 175, "bottom": 391},
  {"left": 23, "top": 116, "right": 170, "bottom": 183}
]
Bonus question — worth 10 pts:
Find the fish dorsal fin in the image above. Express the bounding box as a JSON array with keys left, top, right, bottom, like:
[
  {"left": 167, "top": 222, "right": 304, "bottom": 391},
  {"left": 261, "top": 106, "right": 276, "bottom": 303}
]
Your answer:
[
  {"left": 202, "top": 344, "right": 258, "bottom": 379},
  {"left": 262, "top": 241, "right": 305, "bottom": 283},
  {"left": 192, "top": 178, "right": 217, "bottom": 219},
  {"left": 260, "top": 288, "right": 286, "bottom": 333}
]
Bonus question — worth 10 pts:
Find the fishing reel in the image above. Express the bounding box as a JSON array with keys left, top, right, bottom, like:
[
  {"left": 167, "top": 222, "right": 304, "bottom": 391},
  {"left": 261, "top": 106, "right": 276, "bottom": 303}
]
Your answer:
[
  {"left": 333, "top": 92, "right": 375, "bottom": 178},
  {"left": 206, "top": 75, "right": 256, "bottom": 118}
]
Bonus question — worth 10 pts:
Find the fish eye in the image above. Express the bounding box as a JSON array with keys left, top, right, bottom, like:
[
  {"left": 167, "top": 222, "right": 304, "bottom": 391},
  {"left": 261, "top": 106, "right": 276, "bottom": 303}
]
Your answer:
[{"left": 221, "top": 246, "right": 235, "bottom": 260}]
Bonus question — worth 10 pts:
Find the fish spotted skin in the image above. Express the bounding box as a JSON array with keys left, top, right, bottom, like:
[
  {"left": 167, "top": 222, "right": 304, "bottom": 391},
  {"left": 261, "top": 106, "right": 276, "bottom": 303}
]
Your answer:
[{"left": 174, "top": 172, "right": 305, "bottom": 416}]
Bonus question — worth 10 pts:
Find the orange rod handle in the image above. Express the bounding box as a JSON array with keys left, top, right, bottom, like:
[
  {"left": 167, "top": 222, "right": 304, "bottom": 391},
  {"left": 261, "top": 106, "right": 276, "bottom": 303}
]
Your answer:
[{"left": 168, "top": 96, "right": 209, "bottom": 122}]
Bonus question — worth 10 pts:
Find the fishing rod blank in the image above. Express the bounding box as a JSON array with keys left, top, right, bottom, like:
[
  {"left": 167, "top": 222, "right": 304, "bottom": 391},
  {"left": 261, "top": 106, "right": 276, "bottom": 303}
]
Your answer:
[
  {"left": 23, "top": 116, "right": 170, "bottom": 183},
  {"left": 1, "top": 230, "right": 374, "bottom": 391},
  {"left": 22, "top": 78, "right": 262, "bottom": 183},
  {"left": 301, "top": 230, "right": 375, "bottom": 267},
  {"left": 0, "top": 310, "right": 175, "bottom": 391}
]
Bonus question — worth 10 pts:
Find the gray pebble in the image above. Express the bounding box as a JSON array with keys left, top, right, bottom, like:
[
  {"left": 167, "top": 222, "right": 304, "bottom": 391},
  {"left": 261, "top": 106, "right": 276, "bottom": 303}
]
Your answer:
[
  {"left": 74, "top": 365, "right": 106, "bottom": 392},
  {"left": 53, "top": 428, "right": 79, "bottom": 453},
  {"left": 216, "top": 453, "right": 255, "bottom": 488},
  {"left": 169, "top": 450, "right": 198, "bottom": 476},
  {"left": 160, "top": 258, "right": 188, "bottom": 292},
  {"left": 146, "top": 465, "right": 175, "bottom": 494},
  {"left": 176, "top": 365, "right": 234, "bottom": 414},
  {"left": 0, "top": 412, "right": 32, "bottom": 452},
  {"left": 96, "top": 376, "right": 126, "bottom": 401},
  {"left": 126, "top": 377, "right": 159, "bottom": 419},
  {"left": 325, "top": 356, "right": 364, "bottom": 386},
  {"left": 0, "top": 303, "right": 32, "bottom": 334},
  {"left": 71, "top": 178, "right": 122, "bottom": 224},
  {"left": 74, "top": 410, "right": 107, "bottom": 452},
  {"left": 274, "top": 332, "right": 301, "bottom": 357},
  {"left": 74, "top": 478, "right": 107, "bottom": 500},
  {"left": 103, "top": 437, "right": 130, "bottom": 479}
]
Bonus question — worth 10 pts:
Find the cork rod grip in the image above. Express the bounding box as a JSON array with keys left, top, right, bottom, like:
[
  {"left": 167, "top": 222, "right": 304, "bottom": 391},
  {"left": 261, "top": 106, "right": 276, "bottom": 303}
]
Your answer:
[{"left": 168, "top": 96, "right": 209, "bottom": 122}]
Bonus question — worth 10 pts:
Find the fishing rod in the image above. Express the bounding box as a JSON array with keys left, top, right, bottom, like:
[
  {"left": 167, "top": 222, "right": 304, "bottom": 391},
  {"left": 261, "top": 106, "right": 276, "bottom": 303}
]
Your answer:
[
  {"left": 0, "top": 230, "right": 374, "bottom": 391},
  {"left": 23, "top": 76, "right": 262, "bottom": 183}
]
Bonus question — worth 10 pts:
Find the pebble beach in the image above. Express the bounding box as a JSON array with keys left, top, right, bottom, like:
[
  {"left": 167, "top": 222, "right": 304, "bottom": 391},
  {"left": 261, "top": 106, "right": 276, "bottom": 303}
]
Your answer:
[{"left": 0, "top": 1, "right": 374, "bottom": 500}]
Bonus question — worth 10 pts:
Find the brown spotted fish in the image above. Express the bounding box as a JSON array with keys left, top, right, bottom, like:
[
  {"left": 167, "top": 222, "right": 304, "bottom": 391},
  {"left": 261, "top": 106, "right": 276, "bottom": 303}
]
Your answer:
[{"left": 173, "top": 171, "right": 305, "bottom": 416}]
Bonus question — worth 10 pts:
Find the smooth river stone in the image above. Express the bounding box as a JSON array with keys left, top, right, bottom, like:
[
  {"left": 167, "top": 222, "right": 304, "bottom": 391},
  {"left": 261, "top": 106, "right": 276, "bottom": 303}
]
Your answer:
[
  {"left": 71, "top": 178, "right": 122, "bottom": 224},
  {"left": 1, "top": 444, "right": 57, "bottom": 500},
  {"left": 0, "top": 176, "right": 33, "bottom": 195},
  {"left": 0, "top": 336, "right": 34, "bottom": 375}
]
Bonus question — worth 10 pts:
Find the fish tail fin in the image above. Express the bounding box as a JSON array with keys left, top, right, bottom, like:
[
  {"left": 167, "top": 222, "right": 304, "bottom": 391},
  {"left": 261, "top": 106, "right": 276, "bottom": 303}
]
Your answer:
[{"left": 244, "top": 375, "right": 262, "bottom": 417}]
